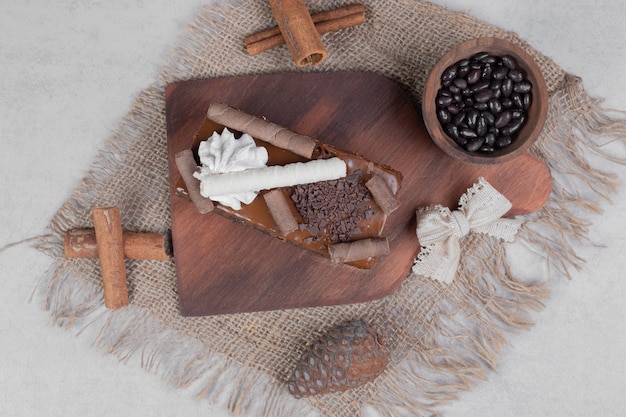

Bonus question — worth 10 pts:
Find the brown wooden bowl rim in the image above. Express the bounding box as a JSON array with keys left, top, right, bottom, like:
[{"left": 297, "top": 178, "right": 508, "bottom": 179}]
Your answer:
[{"left": 422, "top": 37, "right": 549, "bottom": 165}]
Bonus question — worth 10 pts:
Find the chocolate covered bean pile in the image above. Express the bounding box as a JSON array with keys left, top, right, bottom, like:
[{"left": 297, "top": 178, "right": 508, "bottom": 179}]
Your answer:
[{"left": 435, "top": 52, "right": 532, "bottom": 153}]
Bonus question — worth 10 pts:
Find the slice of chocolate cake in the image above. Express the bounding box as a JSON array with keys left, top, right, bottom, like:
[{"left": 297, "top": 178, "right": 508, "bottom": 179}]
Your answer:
[{"left": 175, "top": 105, "right": 402, "bottom": 268}]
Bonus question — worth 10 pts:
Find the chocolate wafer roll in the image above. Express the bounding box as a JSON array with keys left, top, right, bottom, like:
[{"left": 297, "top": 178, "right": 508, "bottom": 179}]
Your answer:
[
  {"left": 329, "top": 238, "right": 390, "bottom": 263},
  {"left": 366, "top": 175, "right": 400, "bottom": 214},
  {"left": 175, "top": 149, "right": 215, "bottom": 214},
  {"left": 207, "top": 103, "right": 317, "bottom": 159},
  {"left": 264, "top": 189, "right": 299, "bottom": 235}
]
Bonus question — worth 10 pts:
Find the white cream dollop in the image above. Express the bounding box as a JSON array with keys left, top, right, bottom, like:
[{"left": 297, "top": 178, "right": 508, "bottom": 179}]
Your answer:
[{"left": 194, "top": 128, "right": 268, "bottom": 210}]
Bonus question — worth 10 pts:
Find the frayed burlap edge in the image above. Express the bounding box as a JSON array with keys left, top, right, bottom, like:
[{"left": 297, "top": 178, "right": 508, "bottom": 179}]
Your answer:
[{"left": 35, "top": 1, "right": 626, "bottom": 417}]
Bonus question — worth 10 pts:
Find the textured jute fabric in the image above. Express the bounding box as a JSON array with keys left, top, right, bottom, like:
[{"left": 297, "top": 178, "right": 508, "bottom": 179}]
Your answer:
[{"left": 37, "top": 1, "right": 626, "bottom": 416}]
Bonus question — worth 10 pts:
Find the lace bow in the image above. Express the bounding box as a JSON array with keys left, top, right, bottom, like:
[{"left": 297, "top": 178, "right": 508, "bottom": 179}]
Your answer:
[{"left": 412, "top": 177, "right": 522, "bottom": 284}]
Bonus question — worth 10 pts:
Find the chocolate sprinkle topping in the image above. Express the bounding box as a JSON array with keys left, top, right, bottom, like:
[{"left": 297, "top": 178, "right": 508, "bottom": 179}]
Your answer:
[{"left": 291, "top": 170, "right": 373, "bottom": 244}]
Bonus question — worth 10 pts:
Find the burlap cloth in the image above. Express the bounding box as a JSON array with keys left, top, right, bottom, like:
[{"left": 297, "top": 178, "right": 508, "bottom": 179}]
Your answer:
[{"left": 37, "top": 1, "right": 626, "bottom": 416}]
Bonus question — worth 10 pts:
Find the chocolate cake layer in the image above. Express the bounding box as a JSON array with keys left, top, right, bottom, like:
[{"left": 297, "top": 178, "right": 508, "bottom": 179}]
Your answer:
[{"left": 175, "top": 118, "right": 402, "bottom": 268}]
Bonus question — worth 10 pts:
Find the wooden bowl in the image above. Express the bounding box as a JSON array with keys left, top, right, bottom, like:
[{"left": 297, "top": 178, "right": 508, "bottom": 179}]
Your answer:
[{"left": 422, "top": 37, "right": 548, "bottom": 165}]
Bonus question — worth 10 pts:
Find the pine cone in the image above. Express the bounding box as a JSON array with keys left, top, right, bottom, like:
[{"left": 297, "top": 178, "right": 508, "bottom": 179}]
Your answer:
[{"left": 288, "top": 319, "right": 390, "bottom": 397}]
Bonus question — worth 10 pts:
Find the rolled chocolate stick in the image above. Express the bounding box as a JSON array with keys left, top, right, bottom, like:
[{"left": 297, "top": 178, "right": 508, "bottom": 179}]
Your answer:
[
  {"left": 206, "top": 103, "right": 317, "bottom": 159},
  {"left": 365, "top": 175, "right": 400, "bottom": 214},
  {"left": 175, "top": 149, "right": 215, "bottom": 214},
  {"left": 328, "top": 237, "right": 390, "bottom": 263},
  {"left": 263, "top": 189, "right": 299, "bottom": 235}
]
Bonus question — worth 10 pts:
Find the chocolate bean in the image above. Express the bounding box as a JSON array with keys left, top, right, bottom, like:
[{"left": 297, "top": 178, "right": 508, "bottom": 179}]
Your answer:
[
  {"left": 470, "top": 61, "right": 482, "bottom": 70},
  {"left": 488, "top": 98, "right": 502, "bottom": 114},
  {"left": 436, "top": 95, "right": 453, "bottom": 107},
  {"left": 492, "top": 66, "right": 508, "bottom": 80},
  {"left": 480, "top": 55, "right": 498, "bottom": 65},
  {"left": 501, "top": 97, "right": 513, "bottom": 108},
  {"left": 452, "top": 111, "right": 466, "bottom": 126},
  {"left": 476, "top": 115, "right": 488, "bottom": 136},
  {"left": 442, "top": 66, "right": 457, "bottom": 84},
  {"left": 495, "top": 136, "right": 512, "bottom": 148},
  {"left": 459, "top": 128, "right": 478, "bottom": 139},
  {"left": 453, "top": 78, "right": 468, "bottom": 89},
  {"left": 485, "top": 132, "right": 496, "bottom": 146},
  {"left": 512, "top": 93, "right": 524, "bottom": 110},
  {"left": 466, "top": 109, "right": 479, "bottom": 128},
  {"left": 494, "top": 110, "right": 513, "bottom": 128},
  {"left": 508, "top": 69, "right": 524, "bottom": 82},
  {"left": 437, "top": 108, "right": 452, "bottom": 124},
  {"left": 513, "top": 81, "right": 532, "bottom": 93},
  {"left": 474, "top": 102, "right": 488, "bottom": 111},
  {"left": 481, "top": 65, "right": 493, "bottom": 79},
  {"left": 472, "top": 51, "right": 490, "bottom": 61},
  {"left": 501, "top": 55, "right": 517, "bottom": 69},
  {"left": 482, "top": 111, "right": 495, "bottom": 125},
  {"left": 500, "top": 115, "right": 525, "bottom": 136},
  {"left": 512, "top": 109, "right": 524, "bottom": 119},
  {"left": 471, "top": 79, "right": 491, "bottom": 93},
  {"left": 465, "top": 137, "right": 485, "bottom": 152},
  {"left": 475, "top": 89, "right": 493, "bottom": 103},
  {"left": 444, "top": 123, "right": 460, "bottom": 140},
  {"left": 501, "top": 78, "right": 513, "bottom": 97},
  {"left": 457, "top": 64, "right": 471, "bottom": 77},
  {"left": 522, "top": 92, "right": 532, "bottom": 110},
  {"left": 467, "top": 69, "right": 481, "bottom": 84},
  {"left": 447, "top": 104, "right": 461, "bottom": 115}
]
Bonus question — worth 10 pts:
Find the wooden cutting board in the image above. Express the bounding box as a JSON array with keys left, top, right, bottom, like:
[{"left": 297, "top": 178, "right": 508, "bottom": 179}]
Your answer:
[{"left": 165, "top": 71, "right": 551, "bottom": 316}]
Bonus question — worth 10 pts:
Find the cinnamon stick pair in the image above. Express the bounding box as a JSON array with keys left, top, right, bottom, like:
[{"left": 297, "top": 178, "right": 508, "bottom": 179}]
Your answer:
[
  {"left": 246, "top": 3, "right": 366, "bottom": 66},
  {"left": 65, "top": 207, "right": 171, "bottom": 310},
  {"left": 64, "top": 228, "right": 170, "bottom": 260}
]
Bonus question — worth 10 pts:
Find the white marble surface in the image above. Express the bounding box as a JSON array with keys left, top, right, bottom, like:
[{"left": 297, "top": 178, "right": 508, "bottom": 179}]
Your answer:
[{"left": 1, "top": 1, "right": 625, "bottom": 416}]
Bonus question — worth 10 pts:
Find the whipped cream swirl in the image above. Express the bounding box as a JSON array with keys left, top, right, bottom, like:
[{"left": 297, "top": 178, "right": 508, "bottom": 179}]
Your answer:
[{"left": 194, "top": 128, "right": 268, "bottom": 210}]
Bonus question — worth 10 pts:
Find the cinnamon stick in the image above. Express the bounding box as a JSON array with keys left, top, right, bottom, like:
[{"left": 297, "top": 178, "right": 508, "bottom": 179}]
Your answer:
[
  {"left": 365, "top": 175, "right": 400, "bottom": 214},
  {"left": 206, "top": 103, "right": 317, "bottom": 159},
  {"left": 245, "top": 4, "right": 365, "bottom": 56},
  {"left": 329, "top": 238, "right": 390, "bottom": 264},
  {"left": 175, "top": 149, "right": 215, "bottom": 214},
  {"left": 263, "top": 189, "right": 299, "bottom": 235},
  {"left": 93, "top": 207, "right": 129, "bottom": 309},
  {"left": 64, "top": 228, "right": 171, "bottom": 261},
  {"left": 268, "top": 0, "right": 327, "bottom": 67}
]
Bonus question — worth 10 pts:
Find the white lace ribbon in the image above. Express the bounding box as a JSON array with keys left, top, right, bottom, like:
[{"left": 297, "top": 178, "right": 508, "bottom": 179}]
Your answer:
[{"left": 412, "top": 177, "right": 522, "bottom": 284}]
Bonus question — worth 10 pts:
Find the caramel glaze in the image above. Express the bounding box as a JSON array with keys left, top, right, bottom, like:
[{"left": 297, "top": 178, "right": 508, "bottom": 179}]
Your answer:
[{"left": 175, "top": 118, "right": 403, "bottom": 268}]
